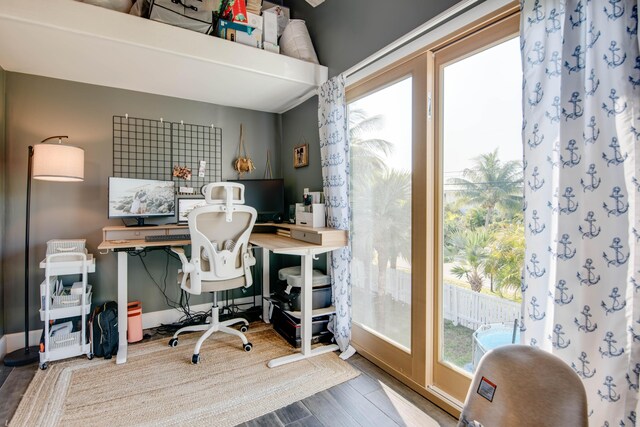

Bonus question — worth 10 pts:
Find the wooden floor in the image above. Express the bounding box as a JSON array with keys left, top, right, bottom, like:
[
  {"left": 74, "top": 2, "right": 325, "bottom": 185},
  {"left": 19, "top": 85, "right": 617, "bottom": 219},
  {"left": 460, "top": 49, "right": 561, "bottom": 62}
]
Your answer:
[{"left": 1, "top": 342, "right": 458, "bottom": 427}]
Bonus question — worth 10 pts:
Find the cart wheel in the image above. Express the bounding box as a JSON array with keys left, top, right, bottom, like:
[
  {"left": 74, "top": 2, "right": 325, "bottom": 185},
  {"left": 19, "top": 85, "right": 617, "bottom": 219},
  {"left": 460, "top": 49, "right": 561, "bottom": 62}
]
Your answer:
[
  {"left": 240, "top": 325, "right": 249, "bottom": 333},
  {"left": 87, "top": 353, "right": 94, "bottom": 360},
  {"left": 192, "top": 354, "right": 200, "bottom": 364},
  {"left": 244, "top": 342, "right": 253, "bottom": 352},
  {"left": 39, "top": 362, "right": 48, "bottom": 370},
  {"left": 169, "top": 338, "right": 179, "bottom": 348}
]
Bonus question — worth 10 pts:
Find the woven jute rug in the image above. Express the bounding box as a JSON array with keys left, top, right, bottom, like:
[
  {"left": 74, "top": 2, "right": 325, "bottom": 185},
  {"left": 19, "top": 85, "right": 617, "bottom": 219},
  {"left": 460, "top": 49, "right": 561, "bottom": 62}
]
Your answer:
[{"left": 10, "top": 324, "right": 359, "bottom": 427}]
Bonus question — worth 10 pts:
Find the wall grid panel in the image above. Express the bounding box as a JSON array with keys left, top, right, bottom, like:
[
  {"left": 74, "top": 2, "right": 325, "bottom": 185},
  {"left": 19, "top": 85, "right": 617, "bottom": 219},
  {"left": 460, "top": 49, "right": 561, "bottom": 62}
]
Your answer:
[{"left": 112, "top": 115, "right": 222, "bottom": 191}]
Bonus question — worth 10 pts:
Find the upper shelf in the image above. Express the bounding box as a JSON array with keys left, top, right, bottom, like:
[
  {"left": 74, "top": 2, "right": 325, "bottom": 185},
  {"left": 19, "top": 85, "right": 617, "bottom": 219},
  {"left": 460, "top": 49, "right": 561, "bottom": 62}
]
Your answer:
[{"left": 0, "top": 0, "right": 327, "bottom": 114}]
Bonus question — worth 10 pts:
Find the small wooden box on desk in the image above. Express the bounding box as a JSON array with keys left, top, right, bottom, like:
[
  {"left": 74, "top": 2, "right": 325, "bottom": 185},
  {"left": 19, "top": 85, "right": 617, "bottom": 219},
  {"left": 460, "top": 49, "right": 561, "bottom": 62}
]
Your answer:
[{"left": 253, "top": 222, "right": 347, "bottom": 247}]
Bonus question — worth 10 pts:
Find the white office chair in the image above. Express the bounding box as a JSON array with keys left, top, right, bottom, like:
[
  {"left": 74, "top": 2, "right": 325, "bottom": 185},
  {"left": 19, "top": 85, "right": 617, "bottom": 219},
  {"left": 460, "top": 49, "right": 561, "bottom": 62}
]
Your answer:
[
  {"left": 169, "top": 182, "right": 257, "bottom": 364},
  {"left": 458, "top": 344, "right": 588, "bottom": 427}
]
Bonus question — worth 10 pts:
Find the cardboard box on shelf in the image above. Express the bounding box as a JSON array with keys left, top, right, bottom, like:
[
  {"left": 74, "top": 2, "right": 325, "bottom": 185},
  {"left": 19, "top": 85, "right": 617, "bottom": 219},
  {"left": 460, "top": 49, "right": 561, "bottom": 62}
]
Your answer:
[
  {"left": 263, "top": 5, "right": 289, "bottom": 43},
  {"left": 246, "top": 11, "right": 263, "bottom": 30},
  {"left": 217, "top": 19, "right": 259, "bottom": 46},
  {"left": 236, "top": 27, "right": 263, "bottom": 49},
  {"left": 262, "top": 1, "right": 290, "bottom": 19}
]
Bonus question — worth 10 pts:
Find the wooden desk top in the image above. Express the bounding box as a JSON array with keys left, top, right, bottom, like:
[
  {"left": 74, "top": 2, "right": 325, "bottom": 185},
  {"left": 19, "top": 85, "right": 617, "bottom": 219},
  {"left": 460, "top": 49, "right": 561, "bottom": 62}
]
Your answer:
[
  {"left": 98, "top": 223, "right": 348, "bottom": 252},
  {"left": 248, "top": 233, "right": 343, "bottom": 254}
]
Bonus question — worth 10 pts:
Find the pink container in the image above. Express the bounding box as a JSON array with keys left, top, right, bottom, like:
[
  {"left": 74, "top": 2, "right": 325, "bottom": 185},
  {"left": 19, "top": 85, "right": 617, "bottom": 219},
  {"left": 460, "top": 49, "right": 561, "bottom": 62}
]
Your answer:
[{"left": 127, "top": 301, "right": 143, "bottom": 343}]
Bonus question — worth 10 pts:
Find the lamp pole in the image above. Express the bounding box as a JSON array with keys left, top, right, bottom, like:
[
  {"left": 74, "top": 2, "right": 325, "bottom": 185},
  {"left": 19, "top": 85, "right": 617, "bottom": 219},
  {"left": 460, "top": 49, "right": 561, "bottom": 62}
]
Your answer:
[{"left": 4, "top": 146, "right": 39, "bottom": 366}]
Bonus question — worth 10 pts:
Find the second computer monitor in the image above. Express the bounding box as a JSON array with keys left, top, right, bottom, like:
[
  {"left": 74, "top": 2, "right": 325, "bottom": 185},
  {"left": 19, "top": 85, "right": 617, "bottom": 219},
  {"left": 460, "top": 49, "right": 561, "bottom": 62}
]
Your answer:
[
  {"left": 177, "top": 197, "right": 208, "bottom": 224},
  {"left": 227, "top": 179, "right": 284, "bottom": 222}
]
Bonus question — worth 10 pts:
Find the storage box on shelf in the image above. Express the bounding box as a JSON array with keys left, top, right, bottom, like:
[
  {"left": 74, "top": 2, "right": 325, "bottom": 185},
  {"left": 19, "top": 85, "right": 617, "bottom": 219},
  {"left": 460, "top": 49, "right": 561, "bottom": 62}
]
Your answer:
[
  {"left": 269, "top": 266, "right": 334, "bottom": 347},
  {"left": 39, "top": 251, "right": 95, "bottom": 370}
]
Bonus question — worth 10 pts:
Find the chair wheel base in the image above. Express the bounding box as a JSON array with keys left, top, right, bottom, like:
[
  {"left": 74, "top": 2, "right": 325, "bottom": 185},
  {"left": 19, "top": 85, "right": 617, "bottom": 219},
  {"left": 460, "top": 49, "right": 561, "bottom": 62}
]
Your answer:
[
  {"left": 240, "top": 325, "right": 249, "bottom": 333},
  {"left": 169, "top": 338, "right": 178, "bottom": 347},
  {"left": 244, "top": 342, "right": 253, "bottom": 352},
  {"left": 192, "top": 354, "right": 200, "bottom": 364}
]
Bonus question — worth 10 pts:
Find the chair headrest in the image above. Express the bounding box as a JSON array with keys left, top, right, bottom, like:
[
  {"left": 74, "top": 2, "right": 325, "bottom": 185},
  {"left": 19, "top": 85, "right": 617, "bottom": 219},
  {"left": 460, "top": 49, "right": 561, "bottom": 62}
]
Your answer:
[
  {"left": 201, "top": 182, "right": 247, "bottom": 222},
  {"left": 202, "top": 182, "right": 245, "bottom": 205}
]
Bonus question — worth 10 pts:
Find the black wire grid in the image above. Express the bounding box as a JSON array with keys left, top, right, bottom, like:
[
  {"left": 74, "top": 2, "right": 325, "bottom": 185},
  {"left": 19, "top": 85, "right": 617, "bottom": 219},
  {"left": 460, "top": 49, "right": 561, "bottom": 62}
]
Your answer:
[{"left": 112, "top": 116, "right": 222, "bottom": 192}]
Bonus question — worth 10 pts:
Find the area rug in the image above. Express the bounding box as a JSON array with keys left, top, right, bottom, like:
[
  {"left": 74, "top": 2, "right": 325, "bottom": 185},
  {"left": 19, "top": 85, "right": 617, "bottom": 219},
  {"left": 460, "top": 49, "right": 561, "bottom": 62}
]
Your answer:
[{"left": 10, "top": 324, "right": 359, "bottom": 427}]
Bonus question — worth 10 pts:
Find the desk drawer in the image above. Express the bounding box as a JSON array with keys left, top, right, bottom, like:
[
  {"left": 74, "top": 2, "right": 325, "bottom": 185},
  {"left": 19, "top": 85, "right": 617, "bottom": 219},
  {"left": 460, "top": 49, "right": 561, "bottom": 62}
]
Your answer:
[{"left": 290, "top": 229, "right": 322, "bottom": 245}]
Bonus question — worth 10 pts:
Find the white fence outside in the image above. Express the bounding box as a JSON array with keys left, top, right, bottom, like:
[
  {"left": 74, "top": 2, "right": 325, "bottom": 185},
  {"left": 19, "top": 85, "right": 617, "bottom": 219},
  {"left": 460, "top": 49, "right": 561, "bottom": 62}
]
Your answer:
[
  {"left": 352, "top": 259, "right": 521, "bottom": 331},
  {"left": 442, "top": 284, "right": 521, "bottom": 330}
]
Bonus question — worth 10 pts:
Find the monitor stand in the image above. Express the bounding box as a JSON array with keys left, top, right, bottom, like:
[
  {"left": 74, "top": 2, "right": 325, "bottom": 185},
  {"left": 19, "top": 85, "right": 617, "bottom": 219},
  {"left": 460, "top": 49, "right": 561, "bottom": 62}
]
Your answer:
[{"left": 126, "top": 217, "right": 158, "bottom": 227}]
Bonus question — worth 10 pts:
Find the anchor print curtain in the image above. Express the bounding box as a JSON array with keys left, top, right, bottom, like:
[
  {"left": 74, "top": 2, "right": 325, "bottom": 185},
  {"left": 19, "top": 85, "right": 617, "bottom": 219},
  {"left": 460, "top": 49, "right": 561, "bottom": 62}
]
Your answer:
[
  {"left": 521, "top": 0, "right": 640, "bottom": 424},
  {"left": 318, "top": 75, "right": 354, "bottom": 354}
]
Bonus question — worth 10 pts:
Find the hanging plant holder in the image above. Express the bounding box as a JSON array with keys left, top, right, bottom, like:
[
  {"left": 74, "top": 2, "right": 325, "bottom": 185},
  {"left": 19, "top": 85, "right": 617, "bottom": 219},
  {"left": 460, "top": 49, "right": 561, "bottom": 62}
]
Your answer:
[{"left": 233, "top": 124, "right": 256, "bottom": 176}]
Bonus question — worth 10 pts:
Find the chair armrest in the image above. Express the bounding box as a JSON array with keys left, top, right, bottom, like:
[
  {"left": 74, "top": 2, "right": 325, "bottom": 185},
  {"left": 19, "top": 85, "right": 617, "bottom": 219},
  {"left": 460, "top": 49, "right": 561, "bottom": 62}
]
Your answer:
[
  {"left": 171, "top": 246, "right": 189, "bottom": 266},
  {"left": 170, "top": 246, "right": 196, "bottom": 292}
]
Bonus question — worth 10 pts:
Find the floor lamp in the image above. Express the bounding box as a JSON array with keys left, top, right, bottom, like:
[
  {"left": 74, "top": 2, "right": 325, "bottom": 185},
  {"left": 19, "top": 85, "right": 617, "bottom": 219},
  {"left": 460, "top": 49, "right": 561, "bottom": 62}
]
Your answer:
[{"left": 3, "top": 136, "right": 84, "bottom": 367}]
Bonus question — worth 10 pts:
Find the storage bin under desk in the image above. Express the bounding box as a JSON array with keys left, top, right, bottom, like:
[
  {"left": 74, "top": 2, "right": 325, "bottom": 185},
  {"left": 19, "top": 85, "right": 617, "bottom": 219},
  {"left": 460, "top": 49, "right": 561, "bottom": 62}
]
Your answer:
[{"left": 270, "top": 305, "right": 333, "bottom": 348}]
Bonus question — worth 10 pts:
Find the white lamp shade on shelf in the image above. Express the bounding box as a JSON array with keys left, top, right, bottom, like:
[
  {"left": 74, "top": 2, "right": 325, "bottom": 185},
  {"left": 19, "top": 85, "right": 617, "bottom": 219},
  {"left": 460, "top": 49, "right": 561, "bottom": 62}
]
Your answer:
[{"left": 33, "top": 143, "right": 84, "bottom": 181}]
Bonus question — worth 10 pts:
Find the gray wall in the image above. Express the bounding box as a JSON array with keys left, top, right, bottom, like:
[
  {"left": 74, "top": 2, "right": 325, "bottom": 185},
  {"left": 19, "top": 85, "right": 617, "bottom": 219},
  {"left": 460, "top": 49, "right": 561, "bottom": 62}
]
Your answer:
[
  {"left": 3, "top": 73, "right": 280, "bottom": 334},
  {"left": 284, "top": 0, "right": 462, "bottom": 78},
  {"left": 279, "top": 0, "right": 461, "bottom": 200},
  {"left": 277, "top": 0, "right": 462, "bottom": 278},
  {"left": 0, "top": 66, "right": 5, "bottom": 338}
]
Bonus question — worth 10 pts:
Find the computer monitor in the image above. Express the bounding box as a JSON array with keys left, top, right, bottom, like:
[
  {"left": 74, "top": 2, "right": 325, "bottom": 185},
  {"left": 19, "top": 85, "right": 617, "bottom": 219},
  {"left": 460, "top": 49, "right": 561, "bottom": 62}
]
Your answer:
[
  {"left": 108, "top": 177, "right": 175, "bottom": 227},
  {"left": 227, "top": 178, "right": 285, "bottom": 222},
  {"left": 177, "top": 197, "right": 207, "bottom": 224}
]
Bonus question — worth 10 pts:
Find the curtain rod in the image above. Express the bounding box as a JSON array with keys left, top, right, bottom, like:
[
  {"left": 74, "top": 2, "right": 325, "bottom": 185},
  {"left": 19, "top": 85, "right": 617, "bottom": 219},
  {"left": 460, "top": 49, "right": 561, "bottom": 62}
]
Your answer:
[{"left": 343, "top": 0, "right": 485, "bottom": 79}]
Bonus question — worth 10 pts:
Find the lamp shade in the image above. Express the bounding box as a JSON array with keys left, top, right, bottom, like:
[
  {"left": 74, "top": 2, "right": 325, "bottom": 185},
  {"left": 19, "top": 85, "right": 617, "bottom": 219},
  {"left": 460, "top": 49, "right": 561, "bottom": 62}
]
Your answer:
[{"left": 33, "top": 143, "right": 84, "bottom": 181}]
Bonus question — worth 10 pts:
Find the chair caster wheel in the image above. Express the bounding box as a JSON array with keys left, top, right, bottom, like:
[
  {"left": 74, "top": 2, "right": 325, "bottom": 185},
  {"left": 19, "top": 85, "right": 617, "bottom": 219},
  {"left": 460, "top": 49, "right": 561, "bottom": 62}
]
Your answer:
[
  {"left": 192, "top": 354, "right": 200, "bottom": 364},
  {"left": 244, "top": 342, "right": 253, "bottom": 352},
  {"left": 87, "top": 353, "right": 94, "bottom": 360},
  {"left": 39, "top": 363, "right": 48, "bottom": 370},
  {"left": 169, "top": 338, "right": 178, "bottom": 348},
  {"left": 240, "top": 325, "right": 249, "bottom": 333}
]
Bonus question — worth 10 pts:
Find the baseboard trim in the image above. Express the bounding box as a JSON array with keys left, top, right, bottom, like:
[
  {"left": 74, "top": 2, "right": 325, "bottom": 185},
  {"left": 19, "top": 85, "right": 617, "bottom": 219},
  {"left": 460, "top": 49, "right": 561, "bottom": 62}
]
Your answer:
[
  {"left": 140, "top": 295, "right": 261, "bottom": 329},
  {"left": 0, "top": 296, "right": 261, "bottom": 360},
  {"left": 1, "top": 329, "right": 43, "bottom": 361}
]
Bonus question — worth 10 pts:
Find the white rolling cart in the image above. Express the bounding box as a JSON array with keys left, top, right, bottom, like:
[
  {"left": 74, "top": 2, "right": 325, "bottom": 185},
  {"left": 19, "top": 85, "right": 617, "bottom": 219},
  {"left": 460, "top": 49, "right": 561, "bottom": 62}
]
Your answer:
[{"left": 39, "top": 250, "right": 95, "bottom": 370}]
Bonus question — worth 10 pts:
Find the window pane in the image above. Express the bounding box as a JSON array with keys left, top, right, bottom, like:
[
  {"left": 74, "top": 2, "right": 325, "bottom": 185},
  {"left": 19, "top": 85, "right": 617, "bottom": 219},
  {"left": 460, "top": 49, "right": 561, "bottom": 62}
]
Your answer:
[
  {"left": 349, "top": 77, "right": 412, "bottom": 350},
  {"left": 441, "top": 37, "right": 523, "bottom": 372}
]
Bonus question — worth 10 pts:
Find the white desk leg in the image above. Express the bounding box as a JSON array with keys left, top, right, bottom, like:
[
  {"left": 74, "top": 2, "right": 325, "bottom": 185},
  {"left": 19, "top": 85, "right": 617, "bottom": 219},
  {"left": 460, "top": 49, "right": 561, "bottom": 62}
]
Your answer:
[
  {"left": 116, "top": 251, "right": 128, "bottom": 364},
  {"left": 268, "top": 251, "right": 339, "bottom": 368},
  {"left": 300, "top": 253, "right": 312, "bottom": 356},
  {"left": 262, "top": 248, "right": 271, "bottom": 323}
]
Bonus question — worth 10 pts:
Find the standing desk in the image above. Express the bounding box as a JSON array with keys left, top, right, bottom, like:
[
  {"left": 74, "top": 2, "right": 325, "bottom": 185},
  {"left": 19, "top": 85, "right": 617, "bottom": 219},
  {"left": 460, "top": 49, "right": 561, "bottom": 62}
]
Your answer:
[
  {"left": 249, "top": 228, "right": 346, "bottom": 368},
  {"left": 97, "top": 223, "right": 347, "bottom": 367},
  {"left": 98, "top": 225, "right": 191, "bottom": 365}
]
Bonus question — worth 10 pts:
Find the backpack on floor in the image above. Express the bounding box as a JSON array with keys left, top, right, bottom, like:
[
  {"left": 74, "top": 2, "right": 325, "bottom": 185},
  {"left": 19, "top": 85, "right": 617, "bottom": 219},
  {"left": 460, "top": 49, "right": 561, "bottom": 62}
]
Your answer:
[{"left": 90, "top": 301, "right": 119, "bottom": 359}]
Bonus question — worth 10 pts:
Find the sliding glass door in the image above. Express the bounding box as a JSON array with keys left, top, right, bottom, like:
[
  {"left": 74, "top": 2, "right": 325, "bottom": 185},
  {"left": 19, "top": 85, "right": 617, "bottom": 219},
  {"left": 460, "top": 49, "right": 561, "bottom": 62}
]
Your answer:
[
  {"left": 348, "top": 55, "right": 428, "bottom": 379},
  {"left": 432, "top": 12, "right": 522, "bottom": 402},
  {"left": 346, "top": 3, "right": 521, "bottom": 410}
]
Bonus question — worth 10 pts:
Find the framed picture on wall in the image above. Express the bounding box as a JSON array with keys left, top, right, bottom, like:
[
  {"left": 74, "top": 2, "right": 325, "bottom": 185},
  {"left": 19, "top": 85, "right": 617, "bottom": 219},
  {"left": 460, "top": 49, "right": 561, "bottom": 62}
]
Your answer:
[{"left": 293, "top": 143, "right": 309, "bottom": 168}]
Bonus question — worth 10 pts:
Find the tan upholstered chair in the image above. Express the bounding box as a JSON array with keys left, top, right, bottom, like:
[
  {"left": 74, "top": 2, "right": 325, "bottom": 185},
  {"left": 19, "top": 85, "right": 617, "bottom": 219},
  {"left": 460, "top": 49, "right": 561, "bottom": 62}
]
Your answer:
[
  {"left": 168, "top": 182, "right": 257, "bottom": 364},
  {"left": 458, "top": 344, "right": 588, "bottom": 427}
]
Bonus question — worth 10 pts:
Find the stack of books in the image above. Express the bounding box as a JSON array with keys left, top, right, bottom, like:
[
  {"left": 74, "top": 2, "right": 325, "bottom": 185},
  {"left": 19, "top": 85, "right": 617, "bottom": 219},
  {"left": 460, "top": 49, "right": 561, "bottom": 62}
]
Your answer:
[
  {"left": 246, "top": 0, "right": 262, "bottom": 15},
  {"left": 276, "top": 228, "right": 291, "bottom": 238}
]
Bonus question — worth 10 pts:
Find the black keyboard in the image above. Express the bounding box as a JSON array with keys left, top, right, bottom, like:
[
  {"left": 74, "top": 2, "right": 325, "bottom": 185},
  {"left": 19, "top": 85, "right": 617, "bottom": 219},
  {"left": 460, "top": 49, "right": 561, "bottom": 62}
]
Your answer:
[{"left": 144, "top": 234, "right": 191, "bottom": 242}]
